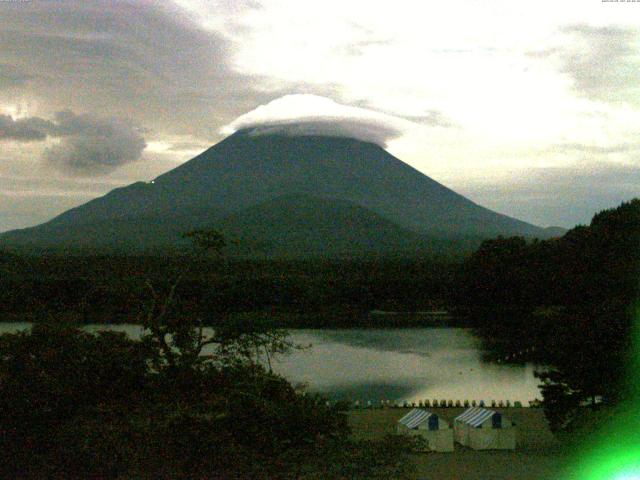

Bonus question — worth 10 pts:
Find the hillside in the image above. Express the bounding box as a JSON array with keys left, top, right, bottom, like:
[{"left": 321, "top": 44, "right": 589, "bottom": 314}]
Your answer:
[{"left": 0, "top": 130, "right": 553, "bottom": 255}]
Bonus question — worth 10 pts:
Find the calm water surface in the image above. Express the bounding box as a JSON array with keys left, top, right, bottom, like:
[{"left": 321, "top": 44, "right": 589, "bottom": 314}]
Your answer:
[{"left": 0, "top": 324, "right": 542, "bottom": 403}]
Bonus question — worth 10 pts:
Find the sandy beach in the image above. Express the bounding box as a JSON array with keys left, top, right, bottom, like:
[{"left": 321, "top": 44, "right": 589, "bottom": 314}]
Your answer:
[{"left": 349, "top": 408, "right": 572, "bottom": 480}]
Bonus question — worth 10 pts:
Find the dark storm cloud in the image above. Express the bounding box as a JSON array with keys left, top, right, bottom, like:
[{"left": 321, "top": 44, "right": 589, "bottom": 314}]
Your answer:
[
  {"left": 0, "top": 0, "right": 272, "bottom": 140},
  {"left": 43, "top": 111, "right": 147, "bottom": 175},
  {"left": 0, "top": 111, "right": 146, "bottom": 174},
  {"left": 530, "top": 24, "right": 640, "bottom": 104},
  {"left": 0, "top": 115, "right": 53, "bottom": 141}
]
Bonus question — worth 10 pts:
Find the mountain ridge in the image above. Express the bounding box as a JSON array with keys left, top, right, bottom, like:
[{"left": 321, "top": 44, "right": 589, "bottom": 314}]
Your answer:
[{"left": 0, "top": 130, "right": 557, "bottom": 256}]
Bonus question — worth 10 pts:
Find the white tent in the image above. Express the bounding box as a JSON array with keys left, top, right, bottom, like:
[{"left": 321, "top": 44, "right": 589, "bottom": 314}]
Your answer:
[
  {"left": 454, "top": 407, "right": 516, "bottom": 450},
  {"left": 396, "top": 408, "right": 454, "bottom": 452}
]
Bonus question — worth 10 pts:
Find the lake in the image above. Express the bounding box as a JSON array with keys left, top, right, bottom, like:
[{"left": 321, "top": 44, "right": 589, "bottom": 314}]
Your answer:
[{"left": 0, "top": 324, "right": 542, "bottom": 404}]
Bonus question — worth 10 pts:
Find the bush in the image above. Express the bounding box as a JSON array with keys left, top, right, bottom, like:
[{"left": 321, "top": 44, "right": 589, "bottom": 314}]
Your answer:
[{"left": 0, "top": 323, "right": 415, "bottom": 479}]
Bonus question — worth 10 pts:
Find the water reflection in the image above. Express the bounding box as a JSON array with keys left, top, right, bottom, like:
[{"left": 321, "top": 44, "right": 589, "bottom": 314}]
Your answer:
[
  {"left": 0, "top": 324, "right": 542, "bottom": 403},
  {"left": 276, "top": 329, "right": 542, "bottom": 403},
  {"left": 310, "top": 328, "right": 479, "bottom": 358},
  {"left": 316, "top": 382, "right": 420, "bottom": 403}
]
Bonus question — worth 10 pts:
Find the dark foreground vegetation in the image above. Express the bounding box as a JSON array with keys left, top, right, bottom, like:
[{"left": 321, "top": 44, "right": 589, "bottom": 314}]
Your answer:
[
  {"left": 0, "top": 317, "right": 417, "bottom": 479},
  {"left": 0, "top": 252, "right": 457, "bottom": 327},
  {"left": 457, "top": 199, "right": 640, "bottom": 432},
  {"left": 0, "top": 232, "right": 426, "bottom": 478}
]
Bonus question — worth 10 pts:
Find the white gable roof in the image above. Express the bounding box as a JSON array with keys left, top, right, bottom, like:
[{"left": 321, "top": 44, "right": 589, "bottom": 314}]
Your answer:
[
  {"left": 398, "top": 408, "right": 435, "bottom": 429},
  {"left": 455, "top": 407, "right": 497, "bottom": 427}
]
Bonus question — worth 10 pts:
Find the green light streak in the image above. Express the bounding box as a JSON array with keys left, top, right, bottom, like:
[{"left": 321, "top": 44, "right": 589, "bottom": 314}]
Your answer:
[{"left": 565, "top": 306, "right": 640, "bottom": 480}]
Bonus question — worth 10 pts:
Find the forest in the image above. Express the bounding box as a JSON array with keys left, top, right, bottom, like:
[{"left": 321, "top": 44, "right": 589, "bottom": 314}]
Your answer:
[
  {"left": 0, "top": 252, "right": 458, "bottom": 327},
  {"left": 456, "top": 199, "right": 640, "bottom": 431},
  {"left": 0, "top": 233, "right": 422, "bottom": 479}
]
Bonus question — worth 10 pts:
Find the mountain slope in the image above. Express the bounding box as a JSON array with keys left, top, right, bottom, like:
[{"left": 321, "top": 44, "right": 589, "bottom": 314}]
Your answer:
[
  {"left": 0, "top": 130, "right": 551, "bottom": 255},
  {"left": 217, "top": 194, "right": 430, "bottom": 257},
  {"left": 0, "top": 194, "right": 475, "bottom": 256}
]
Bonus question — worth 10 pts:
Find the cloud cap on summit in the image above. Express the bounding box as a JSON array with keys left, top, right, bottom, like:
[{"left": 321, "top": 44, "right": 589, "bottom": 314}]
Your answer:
[{"left": 221, "top": 94, "right": 414, "bottom": 147}]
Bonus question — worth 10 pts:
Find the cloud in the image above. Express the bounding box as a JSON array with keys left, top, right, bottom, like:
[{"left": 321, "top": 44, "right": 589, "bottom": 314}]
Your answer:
[
  {"left": 0, "top": 0, "right": 271, "bottom": 140},
  {"left": 532, "top": 24, "right": 640, "bottom": 104},
  {"left": 333, "top": 37, "right": 393, "bottom": 57},
  {"left": 399, "top": 110, "right": 454, "bottom": 128},
  {"left": 458, "top": 161, "right": 640, "bottom": 228},
  {"left": 0, "top": 110, "right": 146, "bottom": 174},
  {"left": 552, "top": 142, "right": 640, "bottom": 155},
  {"left": 0, "top": 115, "right": 53, "bottom": 141},
  {"left": 221, "top": 94, "right": 414, "bottom": 146},
  {"left": 43, "top": 112, "right": 147, "bottom": 175},
  {"left": 0, "top": 64, "right": 32, "bottom": 89}
]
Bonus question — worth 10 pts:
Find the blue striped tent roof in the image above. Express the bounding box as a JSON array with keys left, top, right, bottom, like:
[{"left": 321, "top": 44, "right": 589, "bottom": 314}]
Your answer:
[
  {"left": 455, "top": 407, "right": 496, "bottom": 427},
  {"left": 398, "top": 408, "right": 435, "bottom": 429}
]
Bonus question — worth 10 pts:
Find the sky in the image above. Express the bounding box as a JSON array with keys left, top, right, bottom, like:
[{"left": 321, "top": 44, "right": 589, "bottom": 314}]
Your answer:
[{"left": 1, "top": 0, "right": 640, "bottom": 232}]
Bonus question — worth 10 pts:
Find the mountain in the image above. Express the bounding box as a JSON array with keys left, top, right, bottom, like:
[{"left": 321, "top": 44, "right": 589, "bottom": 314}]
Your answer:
[
  {"left": 0, "top": 129, "right": 553, "bottom": 256},
  {"left": 217, "top": 194, "right": 426, "bottom": 257}
]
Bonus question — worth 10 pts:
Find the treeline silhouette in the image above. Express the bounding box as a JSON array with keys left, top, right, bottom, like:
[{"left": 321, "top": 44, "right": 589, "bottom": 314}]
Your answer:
[
  {"left": 0, "top": 255, "right": 457, "bottom": 327},
  {"left": 457, "top": 199, "right": 640, "bottom": 431},
  {"left": 0, "top": 322, "right": 418, "bottom": 479}
]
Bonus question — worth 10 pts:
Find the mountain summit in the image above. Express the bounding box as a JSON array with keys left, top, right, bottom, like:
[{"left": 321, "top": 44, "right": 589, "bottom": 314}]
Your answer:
[{"left": 1, "top": 130, "right": 552, "bottom": 256}]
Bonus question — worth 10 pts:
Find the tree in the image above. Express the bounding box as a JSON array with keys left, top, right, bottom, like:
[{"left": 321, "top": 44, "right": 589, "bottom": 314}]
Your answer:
[
  {"left": 457, "top": 236, "right": 534, "bottom": 314},
  {"left": 462, "top": 200, "right": 640, "bottom": 433},
  {"left": 0, "top": 230, "right": 418, "bottom": 479},
  {"left": 0, "top": 323, "right": 150, "bottom": 477},
  {"left": 141, "top": 229, "right": 297, "bottom": 372}
]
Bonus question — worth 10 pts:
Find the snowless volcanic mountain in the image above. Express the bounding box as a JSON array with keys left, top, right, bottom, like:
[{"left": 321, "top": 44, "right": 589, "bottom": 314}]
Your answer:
[{"left": 0, "top": 129, "right": 554, "bottom": 256}]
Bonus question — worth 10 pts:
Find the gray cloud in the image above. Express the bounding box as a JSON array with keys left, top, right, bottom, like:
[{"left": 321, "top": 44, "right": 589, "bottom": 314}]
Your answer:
[
  {"left": 0, "top": 115, "right": 53, "bottom": 141},
  {"left": 0, "top": 0, "right": 272, "bottom": 141},
  {"left": 0, "top": 0, "right": 277, "bottom": 176},
  {"left": 521, "top": 162, "right": 640, "bottom": 194},
  {"left": 457, "top": 162, "right": 640, "bottom": 228},
  {"left": 531, "top": 24, "right": 640, "bottom": 104},
  {"left": 43, "top": 112, "right": 147, "bottom": 175},
  {"left": 0, "top": 111, "right": 146, "bottom": 174}
]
